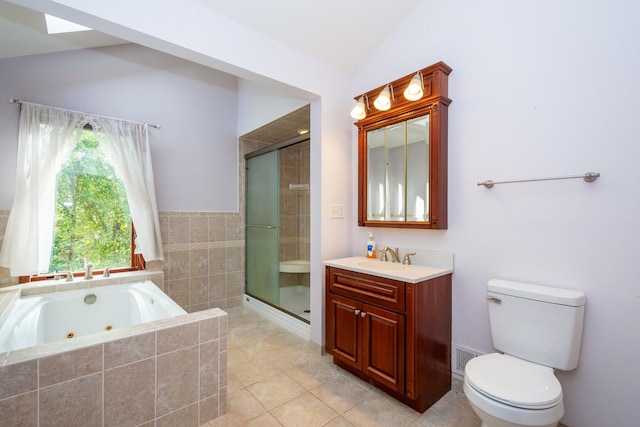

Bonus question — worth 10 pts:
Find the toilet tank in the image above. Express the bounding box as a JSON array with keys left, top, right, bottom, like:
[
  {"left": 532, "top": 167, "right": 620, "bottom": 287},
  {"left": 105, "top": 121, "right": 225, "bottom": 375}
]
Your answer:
[{"left": 487, "top": 279, "right": 586, "bottom": 371}]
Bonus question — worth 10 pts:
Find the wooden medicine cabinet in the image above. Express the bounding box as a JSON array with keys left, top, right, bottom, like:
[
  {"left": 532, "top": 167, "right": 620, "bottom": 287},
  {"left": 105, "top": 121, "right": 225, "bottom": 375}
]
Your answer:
[{"left": 355, "top": 62, "right": 451, "bottom": 229}]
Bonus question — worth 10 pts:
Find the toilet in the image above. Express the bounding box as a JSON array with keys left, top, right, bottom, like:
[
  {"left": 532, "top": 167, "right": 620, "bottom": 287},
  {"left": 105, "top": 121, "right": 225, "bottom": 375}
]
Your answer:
[{"left": 463, "top": 279, "right": 586, "bottom": 427}]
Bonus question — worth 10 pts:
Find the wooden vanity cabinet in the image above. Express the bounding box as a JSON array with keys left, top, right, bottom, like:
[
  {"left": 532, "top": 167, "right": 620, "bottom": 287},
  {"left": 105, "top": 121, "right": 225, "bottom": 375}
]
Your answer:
[{"left": 325, "top": 266, "right": 452, "bottom": 413}]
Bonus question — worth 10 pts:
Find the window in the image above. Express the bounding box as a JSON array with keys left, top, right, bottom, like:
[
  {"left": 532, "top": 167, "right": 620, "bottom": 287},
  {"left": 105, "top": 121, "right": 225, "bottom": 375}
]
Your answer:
[
  {"left": 1, "top": 101, "right": 162, "bottom": 280},
  {"left": 49, "top": 130, "right": 132, "bottom": 273}
]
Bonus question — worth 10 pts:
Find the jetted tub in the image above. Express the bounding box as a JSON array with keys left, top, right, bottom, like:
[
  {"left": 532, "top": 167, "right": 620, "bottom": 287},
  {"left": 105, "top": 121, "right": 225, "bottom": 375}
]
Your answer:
[{"left": 0, "top": 280, "right": 187, "bottom": 352}]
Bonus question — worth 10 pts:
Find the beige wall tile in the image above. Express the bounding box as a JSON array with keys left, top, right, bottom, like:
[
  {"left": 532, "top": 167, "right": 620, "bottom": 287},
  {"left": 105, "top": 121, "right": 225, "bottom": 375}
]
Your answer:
[
  {"left": 0, "top": 391, "right": 37, "bottom": 426},
  {"left": 168, "top": 216, "right": 190, "bottom": 244},
  {"left": 104, "top": 332, "right": 155, "bottom": 369},
  {"left": 156, "top": 346, "right": 199, "bottom": 416},
  {"left": 208, "top": 217, "right": 226, "bottom": 242},
  {"left": 156, "top": 322, "right": 199, "bottom": 355},
  {"left": 104, "top": 359, "right": 155, "bottom": 426},
  {"left": 225, "top": 271, "right": 244, "bottom": 299},
  {"left": 168, "top": 250, "right": 189, "bottom": 281},
  {"left": 190, "top": 248, "right": 209, "bottom": 277},
  {"left": 200, "top": 340, "right": 220, "bottom": 398},
  {"left": 189, "top": 276, "right": 208, "bottom": 306},
  {"left": 0, "top": 359, "right": 37, "bottom": 399},
  {"left": 39, "top": 345, "right": 102, "bottom": 388},
  {"left": 225, "top": 216, "right": 243, "bottom": 241},
  {"left": 39, "top": 373, "right": 102, "bottom": 427},
  {"left": 208, "top": 247, "right": 226, "bottom": 274},
  {"left": 167, "top": 278, "right": 189, "bottom": 307},
  {"left": 156, "top": 403, "right": 199, "bottom": 427},
  {"left": 189, "top": 216, "right": 209, "bottom": 243},
  {"left": 199, "top": 394, "right": 220, "bottom": 424},
  {"left": 199, "top": 316, "right": 220, "bottom": 342}
]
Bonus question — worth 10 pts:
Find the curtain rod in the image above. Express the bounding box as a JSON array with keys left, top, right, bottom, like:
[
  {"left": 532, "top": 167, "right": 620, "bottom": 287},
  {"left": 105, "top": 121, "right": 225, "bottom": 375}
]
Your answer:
[{"left": 8, "top": 97, "right": 161, "bottom": 129}]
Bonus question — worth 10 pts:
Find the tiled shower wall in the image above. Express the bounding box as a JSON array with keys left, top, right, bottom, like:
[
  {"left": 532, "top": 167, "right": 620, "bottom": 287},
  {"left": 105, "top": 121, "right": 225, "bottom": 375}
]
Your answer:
[{"left": 279, "top": 142, "right": 311, "bottom": 287}]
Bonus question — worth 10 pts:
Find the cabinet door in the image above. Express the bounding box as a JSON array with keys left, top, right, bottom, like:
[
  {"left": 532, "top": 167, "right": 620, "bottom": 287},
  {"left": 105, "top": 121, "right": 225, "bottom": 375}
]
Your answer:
[
  {"left": 327, "top": 294, "right": 362, "bottom": 370},
  {"left": 362, "top": 303, "right": 405, "bottom": 393}
]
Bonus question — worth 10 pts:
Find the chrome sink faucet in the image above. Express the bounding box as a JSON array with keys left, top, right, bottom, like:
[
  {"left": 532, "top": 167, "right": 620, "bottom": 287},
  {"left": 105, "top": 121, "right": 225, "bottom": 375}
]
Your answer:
[{"left": 380, "top": 246, "right": 401, "bottom": 263}]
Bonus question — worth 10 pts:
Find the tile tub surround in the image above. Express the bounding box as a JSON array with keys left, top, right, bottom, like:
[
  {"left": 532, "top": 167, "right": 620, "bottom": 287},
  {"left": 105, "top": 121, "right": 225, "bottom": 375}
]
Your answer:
[{"left": 0, "top": 277, "right": 228, "bottom": 427}]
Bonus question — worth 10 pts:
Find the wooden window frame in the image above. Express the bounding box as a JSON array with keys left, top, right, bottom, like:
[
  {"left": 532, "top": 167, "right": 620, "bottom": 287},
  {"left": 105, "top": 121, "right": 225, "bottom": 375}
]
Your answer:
[{"left": 19, "top": 224, "right": 145, "bottom": 283}]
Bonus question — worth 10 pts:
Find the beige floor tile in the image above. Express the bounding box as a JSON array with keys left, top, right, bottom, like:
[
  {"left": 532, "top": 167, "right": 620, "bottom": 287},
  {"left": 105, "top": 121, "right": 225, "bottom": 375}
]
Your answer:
[
  {"left": 325, "top": 417, "right": 356, "bottom": 427},
  {"left": 413, "top": 399, "right": 481, "bottom": 427},
  {"left": 309, "top": 374, "right": 374, "bottom": 414},
  {"left": 270, "top": 391, "right": 339, "bottom": 427},
  {"left": 285, "top": 359, "right": 343, "bottom": 390},
  {"left": 232, "top": 358, "right": 283, "bottom": 387},
  {"left": 227, "top": 372, "right": 245, "bottom": 394},
  {"left": 342, "top": 394, "right": 419, "bottom": 427},
  {"left": 244, "top": 412, "right": 283, "bottom": 426},
  {"left": 216, "top": 389, "right": 266, "bottom": 425},
  {"left": 203, "top": 306, "right": 481, "bottom": 427},
  {"left": 247, "top": 372, "right": 306, "bottom": 410}
]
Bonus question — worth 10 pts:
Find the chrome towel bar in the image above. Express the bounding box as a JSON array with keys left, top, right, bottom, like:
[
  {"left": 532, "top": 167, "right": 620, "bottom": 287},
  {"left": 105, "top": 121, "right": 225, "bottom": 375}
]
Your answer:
[{"left": 477, "top": 171, "right": 600, "bottom": 189}]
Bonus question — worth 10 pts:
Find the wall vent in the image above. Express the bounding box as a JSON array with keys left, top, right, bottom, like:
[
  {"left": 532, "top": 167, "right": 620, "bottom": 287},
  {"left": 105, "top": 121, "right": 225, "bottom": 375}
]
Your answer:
[{"left": 453, "top": 345, "right": 484, "bottom": 378}]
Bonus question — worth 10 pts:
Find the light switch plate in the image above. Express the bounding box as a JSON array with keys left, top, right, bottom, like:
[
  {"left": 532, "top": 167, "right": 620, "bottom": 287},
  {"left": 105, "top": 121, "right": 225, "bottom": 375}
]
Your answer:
[{"left": 330, "top": 204, "right": 344, "bottom": 219}]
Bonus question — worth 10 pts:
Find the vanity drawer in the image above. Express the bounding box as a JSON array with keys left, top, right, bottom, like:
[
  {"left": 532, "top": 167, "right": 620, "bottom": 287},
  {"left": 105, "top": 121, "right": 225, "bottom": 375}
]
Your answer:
[{"left": 327, "top": 267, "right": 405, "bottom": 311}]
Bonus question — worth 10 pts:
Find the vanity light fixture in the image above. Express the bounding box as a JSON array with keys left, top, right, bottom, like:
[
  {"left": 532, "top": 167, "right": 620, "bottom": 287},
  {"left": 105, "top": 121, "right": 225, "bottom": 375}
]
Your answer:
[
  {"left": 373, "top": 85, "right": 394, "bottom": 111},
  {"left": 404, "top": 72, "right": 424, "bottom": 101},
  {"left": 350, "top": 95, "right": 369, "bottom": 120}
]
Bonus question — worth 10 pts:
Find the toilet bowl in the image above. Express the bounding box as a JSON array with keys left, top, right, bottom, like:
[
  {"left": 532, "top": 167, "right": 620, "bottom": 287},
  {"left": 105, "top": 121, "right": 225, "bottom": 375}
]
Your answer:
[
  {"left": 464, "top": 353, "right": 564, "bottom": 427},
  {"left": 463, "top": 279, "right": 585, "bottom": 427}
]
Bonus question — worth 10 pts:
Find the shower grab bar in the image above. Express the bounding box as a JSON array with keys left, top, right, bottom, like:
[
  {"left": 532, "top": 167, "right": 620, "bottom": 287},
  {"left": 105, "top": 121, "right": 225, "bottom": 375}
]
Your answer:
[{"left": 245, "top": 224, "right": 276, "bottom": 229}]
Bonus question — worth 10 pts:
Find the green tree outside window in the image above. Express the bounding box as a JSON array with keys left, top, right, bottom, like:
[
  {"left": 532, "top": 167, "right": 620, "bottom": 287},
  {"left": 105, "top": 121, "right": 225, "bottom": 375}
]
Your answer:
[{"left": 49, "top": 131, "right": 132, "bottom": 273}]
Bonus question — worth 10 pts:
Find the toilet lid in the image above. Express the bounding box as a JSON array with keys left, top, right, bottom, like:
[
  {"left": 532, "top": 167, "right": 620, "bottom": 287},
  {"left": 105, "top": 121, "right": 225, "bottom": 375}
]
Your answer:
[{"left": 465, "top": 353, "right": 563, "bottom": 409}]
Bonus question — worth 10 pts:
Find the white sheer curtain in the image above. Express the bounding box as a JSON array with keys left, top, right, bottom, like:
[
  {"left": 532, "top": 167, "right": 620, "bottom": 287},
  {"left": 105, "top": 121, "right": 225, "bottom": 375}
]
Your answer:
[{"left": 0, "top": 102, "right": 163, "bottom": 276}]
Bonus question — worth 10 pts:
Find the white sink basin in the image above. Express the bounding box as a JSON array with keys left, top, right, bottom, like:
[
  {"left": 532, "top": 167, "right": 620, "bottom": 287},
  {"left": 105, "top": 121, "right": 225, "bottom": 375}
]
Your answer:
[
  {"left": 326, "top": 256, "right": 453, "bottom": 283},
  {"left": 357, "top": 261, "right": 406, "bottom": 271}
]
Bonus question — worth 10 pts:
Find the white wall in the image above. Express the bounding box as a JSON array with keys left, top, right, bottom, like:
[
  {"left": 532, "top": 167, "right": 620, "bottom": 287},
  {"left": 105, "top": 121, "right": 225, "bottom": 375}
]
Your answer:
[
  {"left": 236, "top": 79, "right": 309, "bottom": 137},
  {"left": 351, "top": 1, "right": 640, "bottom": 426},
  {"left": 0, "top": 43, "right": 238, "bottom": 212}
]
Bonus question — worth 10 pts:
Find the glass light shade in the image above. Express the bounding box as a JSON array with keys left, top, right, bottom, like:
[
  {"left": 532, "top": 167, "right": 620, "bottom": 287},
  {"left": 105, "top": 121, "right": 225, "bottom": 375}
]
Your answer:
[
  {"left": 350, "top": 97, "right": 367, "bottom": 120},
  {"left": 374, "top": 85, "right": 392, "bottom": 111},
  {"left": 404, "top": 73, "right": 424, "bottom": 101}
]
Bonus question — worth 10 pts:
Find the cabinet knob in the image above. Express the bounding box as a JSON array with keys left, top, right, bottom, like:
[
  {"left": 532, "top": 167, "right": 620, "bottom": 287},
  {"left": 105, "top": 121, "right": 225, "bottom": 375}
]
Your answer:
[
  {"left": 354, "top": 309, "right": 360, "bottom": 315},
  {"left": 360, "top": 312, "right": 367, "bottom": 318}
]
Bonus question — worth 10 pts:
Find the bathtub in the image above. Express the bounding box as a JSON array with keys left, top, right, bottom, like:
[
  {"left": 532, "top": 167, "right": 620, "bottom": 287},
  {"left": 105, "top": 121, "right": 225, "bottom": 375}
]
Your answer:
[
  {"left": 0, "top": 273, "right": 228, "bottom": 426},
  {"left": 0, "top": 280, "right": 186, "bottom": 352}
]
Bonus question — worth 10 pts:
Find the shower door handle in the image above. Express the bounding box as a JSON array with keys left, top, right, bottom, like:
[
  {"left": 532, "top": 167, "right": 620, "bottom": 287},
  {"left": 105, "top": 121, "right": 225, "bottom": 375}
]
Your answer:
[{"left": 245, "top": 224, "right": 276, "bottom": 229}]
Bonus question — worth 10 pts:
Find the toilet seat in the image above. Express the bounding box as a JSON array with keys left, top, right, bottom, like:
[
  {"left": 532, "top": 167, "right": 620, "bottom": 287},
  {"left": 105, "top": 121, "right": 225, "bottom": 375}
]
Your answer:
[{"left": 465, "top": 353, "right": 563, "bottom": 410}]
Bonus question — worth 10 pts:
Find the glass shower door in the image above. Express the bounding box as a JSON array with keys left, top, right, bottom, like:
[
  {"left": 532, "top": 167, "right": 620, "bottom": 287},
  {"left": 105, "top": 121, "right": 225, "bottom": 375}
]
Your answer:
[{"left": 245, "top": 150, "right": 280, "bottom": 306}]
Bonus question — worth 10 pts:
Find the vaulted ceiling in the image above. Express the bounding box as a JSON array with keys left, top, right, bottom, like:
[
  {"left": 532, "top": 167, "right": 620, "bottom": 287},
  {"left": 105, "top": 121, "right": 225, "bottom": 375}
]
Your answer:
[{"left": 0, "top": 0, "right": 422, "bottom": 72}]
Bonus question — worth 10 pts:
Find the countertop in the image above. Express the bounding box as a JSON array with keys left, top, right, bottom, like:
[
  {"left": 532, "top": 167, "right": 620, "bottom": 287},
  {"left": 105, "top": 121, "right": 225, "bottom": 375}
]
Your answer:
[{"left": 324, "top": 256, "right": 453, "bottom": 284}]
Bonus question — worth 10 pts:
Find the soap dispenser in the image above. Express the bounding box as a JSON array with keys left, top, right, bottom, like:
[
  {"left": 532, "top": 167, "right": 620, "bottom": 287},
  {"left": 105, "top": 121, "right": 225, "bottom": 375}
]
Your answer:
[{"left": 366, "top": 232, "right": 377, "bottom": 259}]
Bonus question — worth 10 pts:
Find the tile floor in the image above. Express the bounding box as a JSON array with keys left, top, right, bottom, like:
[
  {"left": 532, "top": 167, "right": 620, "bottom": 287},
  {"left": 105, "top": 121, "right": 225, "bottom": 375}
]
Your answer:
[{"left": 203, "top": 306, "right": 481, "bottom": 427}]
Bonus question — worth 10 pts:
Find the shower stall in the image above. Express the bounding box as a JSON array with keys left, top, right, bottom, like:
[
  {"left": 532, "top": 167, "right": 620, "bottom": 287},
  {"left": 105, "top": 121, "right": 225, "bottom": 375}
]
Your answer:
[{"left": 245, "top": 137, "right": 310, "bottom": 324}]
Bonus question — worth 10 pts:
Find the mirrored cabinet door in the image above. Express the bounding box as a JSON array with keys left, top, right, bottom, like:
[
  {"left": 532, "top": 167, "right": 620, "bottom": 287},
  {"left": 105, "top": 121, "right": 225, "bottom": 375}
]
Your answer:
[
  {"left": 366, "top": 115, "right": 431, "bottom": 223},
  {"left": 356, "top": 61, "right": 451, "bottom": 229},
  {"left": 406, "top": 115, "right": 429, "bottom": 222}
]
